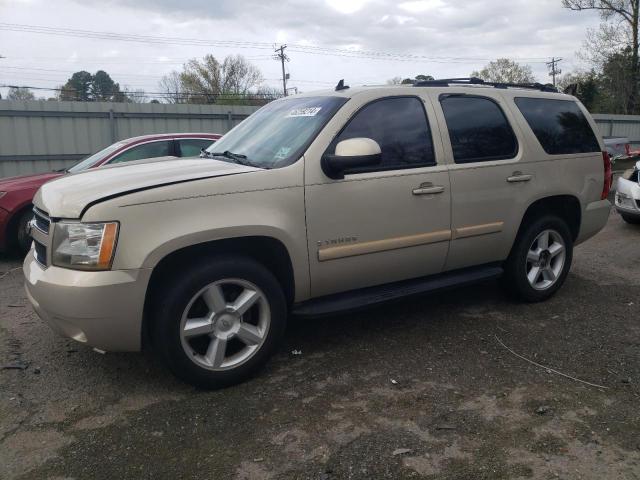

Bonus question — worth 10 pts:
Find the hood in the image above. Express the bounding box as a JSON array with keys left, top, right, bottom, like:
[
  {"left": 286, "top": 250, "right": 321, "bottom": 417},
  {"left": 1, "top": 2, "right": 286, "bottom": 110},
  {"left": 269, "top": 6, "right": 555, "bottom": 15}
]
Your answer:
[
  {"left": 0, "top": 171, "right": 63, "bottom": 191},
  {"left": 36, "top": 158, "right": 260, "bottom": 218}
]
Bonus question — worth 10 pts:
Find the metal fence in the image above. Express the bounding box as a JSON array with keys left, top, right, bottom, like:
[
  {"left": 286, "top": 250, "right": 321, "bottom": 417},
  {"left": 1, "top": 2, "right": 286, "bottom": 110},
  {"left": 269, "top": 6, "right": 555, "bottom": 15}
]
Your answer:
[
  {"left": 593, "top": 114, "right": 640, "bottom": 146},
  {"left": 0, "top": 102, "right": 638, "bottom": 178},
  {"left": 0, "top": 100, "right": 260, "bottom": 178}
]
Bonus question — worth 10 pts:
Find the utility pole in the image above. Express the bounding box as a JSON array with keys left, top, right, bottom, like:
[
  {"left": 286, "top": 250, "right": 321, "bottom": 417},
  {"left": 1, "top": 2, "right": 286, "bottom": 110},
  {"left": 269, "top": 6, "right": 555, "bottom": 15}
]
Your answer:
[
  {"left": 274, "top": 45, "right": 289, "bottom": 96},
  {"left": 546, "top": 57, "right": 562, "bottom": 87}
]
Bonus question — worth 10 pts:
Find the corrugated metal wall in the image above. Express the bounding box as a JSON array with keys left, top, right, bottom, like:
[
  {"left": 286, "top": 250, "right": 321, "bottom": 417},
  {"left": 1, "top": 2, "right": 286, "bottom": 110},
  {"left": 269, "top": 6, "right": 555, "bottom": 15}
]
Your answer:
[
  {"left": 0, "top": 100, "right": 259, "bottom": 178},
  {"left": 593, "top": 114, "right": 640, "bottom": 145},
  {"left": 1, "top": 101, "right": 638, "bottom": 179}
]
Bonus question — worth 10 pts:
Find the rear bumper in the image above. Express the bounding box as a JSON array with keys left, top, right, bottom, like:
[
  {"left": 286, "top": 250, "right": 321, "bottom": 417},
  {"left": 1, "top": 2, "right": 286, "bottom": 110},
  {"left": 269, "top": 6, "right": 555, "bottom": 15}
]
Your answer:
[
  {"left": 614, "top": 177, "right": 640, "bottom": 218},
  {"left": 23, "top": 250, "right": 151, "bottom": 351},
  {"left": 576, "top": 199, "right": 611, "bottom": 245}
]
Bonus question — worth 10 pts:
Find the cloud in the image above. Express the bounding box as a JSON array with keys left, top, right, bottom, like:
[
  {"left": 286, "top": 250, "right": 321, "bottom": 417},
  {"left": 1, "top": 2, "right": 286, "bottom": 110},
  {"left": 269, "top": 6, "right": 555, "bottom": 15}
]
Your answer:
[{"left": 0, "top": 0, "right": 603, "bottom": 97}]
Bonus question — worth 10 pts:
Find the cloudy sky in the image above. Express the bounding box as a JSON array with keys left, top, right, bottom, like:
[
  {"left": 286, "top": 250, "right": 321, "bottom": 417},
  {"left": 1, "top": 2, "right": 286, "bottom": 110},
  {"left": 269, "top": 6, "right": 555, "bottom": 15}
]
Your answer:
[{"left": 0, "top": 0, "right": 602, "bottom": 99}]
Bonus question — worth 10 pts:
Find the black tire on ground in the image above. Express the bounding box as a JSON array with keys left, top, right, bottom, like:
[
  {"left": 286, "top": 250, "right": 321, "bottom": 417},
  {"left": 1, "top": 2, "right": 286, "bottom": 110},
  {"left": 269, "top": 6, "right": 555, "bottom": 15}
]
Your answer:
[
  {"left": 15, "top": 209, "right": 34, "bottom": 256},
  {"left": 152, "top": 255, "right": 287, "bottom": 389},
  {"left": 502, "top": 215, "right": 573, "bottom": 303},
  {"left": 620, "top": 213, "right": 640, "bottom": 225}
]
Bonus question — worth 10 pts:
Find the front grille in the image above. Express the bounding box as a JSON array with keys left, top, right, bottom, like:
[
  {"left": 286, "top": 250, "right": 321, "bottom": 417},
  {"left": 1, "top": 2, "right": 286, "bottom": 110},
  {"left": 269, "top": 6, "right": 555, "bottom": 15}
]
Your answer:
[
  {"left": 34, "top": 240, "right": 47, "bottom": 266},
  {"left": 32, "top": 207, "right": 50, "bottom": 234}
]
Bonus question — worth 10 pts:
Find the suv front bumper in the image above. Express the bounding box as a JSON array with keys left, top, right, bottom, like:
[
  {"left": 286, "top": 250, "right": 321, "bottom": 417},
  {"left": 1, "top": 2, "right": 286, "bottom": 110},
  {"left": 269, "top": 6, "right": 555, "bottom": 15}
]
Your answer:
[{"left": 23, "top": 250, "right": 151, "bottom": 352}]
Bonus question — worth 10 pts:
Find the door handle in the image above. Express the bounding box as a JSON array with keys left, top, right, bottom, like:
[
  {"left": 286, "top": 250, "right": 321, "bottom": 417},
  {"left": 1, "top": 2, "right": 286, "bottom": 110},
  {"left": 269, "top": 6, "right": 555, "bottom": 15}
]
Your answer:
[
  {"left": 507, "top": 172, "right": 532, "bottom": 183},
  {"left": 412, "top": 183, "right": 445, "bottom": 195}
]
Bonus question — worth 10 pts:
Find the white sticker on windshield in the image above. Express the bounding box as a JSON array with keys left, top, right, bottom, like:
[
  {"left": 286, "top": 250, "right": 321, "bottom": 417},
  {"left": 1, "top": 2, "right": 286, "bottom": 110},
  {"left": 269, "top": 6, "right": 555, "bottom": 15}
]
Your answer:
[
  {"left": 274, "top": 146, "right": 292, "bottom": 160},
  {"left": 286, "top": 107, "right": 322, "bottom": 117}
]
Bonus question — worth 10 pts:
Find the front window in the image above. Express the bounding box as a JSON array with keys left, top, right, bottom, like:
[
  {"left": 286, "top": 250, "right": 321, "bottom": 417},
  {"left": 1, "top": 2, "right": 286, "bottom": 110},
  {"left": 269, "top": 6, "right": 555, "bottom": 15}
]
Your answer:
[
  {"left": 204, "top": 96, "right": 348, "bottom": 169},
  {"left": 67, "top": 142, "right": 126, "bottom": 173}
]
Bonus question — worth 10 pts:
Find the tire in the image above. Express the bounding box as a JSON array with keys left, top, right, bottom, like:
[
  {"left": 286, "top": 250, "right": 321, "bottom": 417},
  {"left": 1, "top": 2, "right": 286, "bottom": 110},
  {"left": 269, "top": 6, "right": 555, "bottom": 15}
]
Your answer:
[
  {"left": 620, "top": 213, "right": 640, "bottom": 225},
  {"left": 152, "top": 255, "right": 287, "bottom": 389},
  {"left": 502, "top": 215, "right": 573, "bottom": 302},
  {"left": 14, "top": 209, "right": 34, "bottom": 256}
]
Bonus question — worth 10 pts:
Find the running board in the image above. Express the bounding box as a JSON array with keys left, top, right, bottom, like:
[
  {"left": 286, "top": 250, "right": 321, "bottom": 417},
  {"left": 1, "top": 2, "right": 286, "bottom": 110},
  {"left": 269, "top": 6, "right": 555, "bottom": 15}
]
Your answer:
[{"left": 292, "top": 264, "right": 503, "bottom": 317}]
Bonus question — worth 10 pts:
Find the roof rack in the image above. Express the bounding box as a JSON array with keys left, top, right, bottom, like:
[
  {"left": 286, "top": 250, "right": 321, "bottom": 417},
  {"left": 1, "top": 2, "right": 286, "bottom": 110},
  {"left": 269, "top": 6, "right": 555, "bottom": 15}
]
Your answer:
[{"left": 413, "top": 77, "right": 558, "bottom": 93}]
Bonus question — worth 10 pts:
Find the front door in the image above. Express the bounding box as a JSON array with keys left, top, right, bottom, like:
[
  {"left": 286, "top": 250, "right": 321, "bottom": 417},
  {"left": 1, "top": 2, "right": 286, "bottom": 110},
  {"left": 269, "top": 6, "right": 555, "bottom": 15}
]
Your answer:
[{"left": 304, "top": 95, "right": 452, "bottom": 298}]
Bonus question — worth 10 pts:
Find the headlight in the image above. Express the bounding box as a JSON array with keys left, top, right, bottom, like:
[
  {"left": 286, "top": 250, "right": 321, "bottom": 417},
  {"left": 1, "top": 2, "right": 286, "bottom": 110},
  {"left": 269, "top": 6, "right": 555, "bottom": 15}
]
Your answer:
[
  {"left": 52, "top": 222, "right": 118, "bottom": 271},
  {"left": 0, "top": 191, "right": 6, "bottom": 199}
]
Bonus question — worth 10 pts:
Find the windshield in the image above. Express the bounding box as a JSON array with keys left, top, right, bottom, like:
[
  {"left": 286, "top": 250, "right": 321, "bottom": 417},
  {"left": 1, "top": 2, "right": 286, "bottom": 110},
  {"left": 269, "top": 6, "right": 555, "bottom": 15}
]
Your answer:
[
  {"left": 205, "top": 96, "right": 348, "bottom": 169},
  {"left": 67, "top": 141, "right": 126, "bottom": 173}
]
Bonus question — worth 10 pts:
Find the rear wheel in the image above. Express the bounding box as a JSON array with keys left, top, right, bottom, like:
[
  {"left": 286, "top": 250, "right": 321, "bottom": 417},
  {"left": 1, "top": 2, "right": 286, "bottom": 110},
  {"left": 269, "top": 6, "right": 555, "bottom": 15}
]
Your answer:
[
  {"left": 153, "top": 255, "right": 287, "bottom": 389},
  {"left": 620, "top": 213, "right": 640, "bottom": 225},
  {"left": 503, "top": 216, "right": 573, "bottom": 302}
]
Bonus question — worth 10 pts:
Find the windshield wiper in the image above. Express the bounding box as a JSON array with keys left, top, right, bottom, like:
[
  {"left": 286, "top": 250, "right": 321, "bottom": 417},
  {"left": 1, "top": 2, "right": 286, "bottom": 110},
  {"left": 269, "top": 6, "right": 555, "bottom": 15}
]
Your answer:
[{"left": 205, "top": 150, "right": 263, "bottom": 168}]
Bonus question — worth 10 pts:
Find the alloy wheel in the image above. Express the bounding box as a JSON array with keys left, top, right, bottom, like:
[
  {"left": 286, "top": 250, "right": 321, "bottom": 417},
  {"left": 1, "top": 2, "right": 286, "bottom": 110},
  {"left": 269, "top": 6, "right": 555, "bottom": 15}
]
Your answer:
[
  {"left": 179, "top": 278, "right": 271, "bottom": 371},
  {"left": 525, "top": 229, "right": 566, "bottom": 290}
]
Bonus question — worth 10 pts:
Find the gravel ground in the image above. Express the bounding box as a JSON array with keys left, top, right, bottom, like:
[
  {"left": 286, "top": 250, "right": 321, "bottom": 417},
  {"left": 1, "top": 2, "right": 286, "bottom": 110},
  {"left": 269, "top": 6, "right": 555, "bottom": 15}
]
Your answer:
[{"left": 0, "top": 211, "right": 638, "bottom": 480}]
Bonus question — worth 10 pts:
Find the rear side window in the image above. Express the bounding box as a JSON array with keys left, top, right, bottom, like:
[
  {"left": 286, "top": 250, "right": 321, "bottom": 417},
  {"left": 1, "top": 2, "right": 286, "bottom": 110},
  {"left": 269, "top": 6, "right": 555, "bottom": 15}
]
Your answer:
[
  {"left": 514, "top": 98, "right": 600, "bottom": 154},
  {"left": 330, "top": 96, "right": 435, "bottom": 169},
  {"left": 440, "top": 95, "right": 518, "bottom": 163}
]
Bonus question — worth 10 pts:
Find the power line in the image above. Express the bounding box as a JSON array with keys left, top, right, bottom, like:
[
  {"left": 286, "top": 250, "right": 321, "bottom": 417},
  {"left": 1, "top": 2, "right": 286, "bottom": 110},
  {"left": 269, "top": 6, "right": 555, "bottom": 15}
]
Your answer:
[{"left": 0, "top": 23, "right": 554, "bottom": 65}]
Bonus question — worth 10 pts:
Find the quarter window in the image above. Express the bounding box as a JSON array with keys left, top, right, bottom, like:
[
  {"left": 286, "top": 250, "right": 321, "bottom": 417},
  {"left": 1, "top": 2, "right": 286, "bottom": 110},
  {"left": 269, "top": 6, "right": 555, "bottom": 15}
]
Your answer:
[
  {"left": 109, "top": 140, "right": 172, "bottom": 164},
  {"left": 514, "top": 98, "right": 600, "bottom": 154},
  {"left": 330, "top": 96, "right": 435, "bottom": 170},
  {"left": 178, "top": 138, "right": 216, "bottom": 157},
  {"left": 440, "top": 95, "right": 518, "bottom": 163}
]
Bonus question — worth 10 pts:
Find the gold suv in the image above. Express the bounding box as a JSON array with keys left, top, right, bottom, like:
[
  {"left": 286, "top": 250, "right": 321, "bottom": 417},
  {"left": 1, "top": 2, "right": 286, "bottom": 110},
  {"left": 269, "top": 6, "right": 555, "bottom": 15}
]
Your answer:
[{"left": 24, "top": 78, "right": 611, "bottom": 388}]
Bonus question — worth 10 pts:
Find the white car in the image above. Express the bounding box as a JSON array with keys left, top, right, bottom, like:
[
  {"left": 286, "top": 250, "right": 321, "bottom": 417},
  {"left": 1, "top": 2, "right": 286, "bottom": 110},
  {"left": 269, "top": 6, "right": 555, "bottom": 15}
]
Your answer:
[{"left": 615, "top": 161, "right": 640, "bottom": 224}]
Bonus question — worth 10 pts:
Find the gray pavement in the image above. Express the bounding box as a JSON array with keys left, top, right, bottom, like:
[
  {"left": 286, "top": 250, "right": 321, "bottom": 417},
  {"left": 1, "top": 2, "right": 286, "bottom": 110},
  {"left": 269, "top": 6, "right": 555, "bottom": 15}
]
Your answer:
[{"left": 1, "top": 211, "right": 639, "bottom": 479}]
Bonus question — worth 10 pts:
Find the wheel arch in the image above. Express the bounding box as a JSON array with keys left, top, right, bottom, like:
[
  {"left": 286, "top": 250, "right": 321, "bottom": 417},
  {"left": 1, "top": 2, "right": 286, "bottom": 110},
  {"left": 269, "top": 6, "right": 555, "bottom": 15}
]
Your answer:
[
  {"left": 142, "top": 235, "right": 295, "bottom": 349},
  {"left": 515, "top": 195, "right": 581, "bottom": 245}
]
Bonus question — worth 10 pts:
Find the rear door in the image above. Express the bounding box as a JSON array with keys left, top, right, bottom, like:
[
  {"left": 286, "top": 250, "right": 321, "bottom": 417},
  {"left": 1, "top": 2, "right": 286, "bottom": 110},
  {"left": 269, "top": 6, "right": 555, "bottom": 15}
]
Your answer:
[{"left": 433, "top": 92, "right": 534, "bottom": 270}]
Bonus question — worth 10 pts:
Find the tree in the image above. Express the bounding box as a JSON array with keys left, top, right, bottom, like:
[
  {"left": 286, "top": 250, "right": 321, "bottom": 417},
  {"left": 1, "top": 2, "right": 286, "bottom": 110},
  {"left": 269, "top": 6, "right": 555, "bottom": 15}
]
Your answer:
[
  {"left": 388, "top": 74, "right": 434, "bottom": 85},
  {"left": 158, "top": 71, "right": 185, "bottom": 103},
  {"left": 563, "top": 0, "right": 639, "bottom": 112},
  {"left": 60, "top": 70, "right": 93, "bottom": 101},
  {"left": 600, "top": 47, "right": 635, "bottom": 112},
  {"left": 92, "top": 70, "right": 123, "bottom": 101},
  {"left": 7, "top": 87, "right": 35, "bottom": 101},
  {"left": 558, "top": 70, "right": 601, "bottom": 110},
  {"left": 471, "top": 58, "right": 536, "bottom": 83},
  {"left": 59, "top": 70, "right": 127, "bottom": 102},
  {"left": 177, "top": 54, "right": 263, "bottom": 104}
]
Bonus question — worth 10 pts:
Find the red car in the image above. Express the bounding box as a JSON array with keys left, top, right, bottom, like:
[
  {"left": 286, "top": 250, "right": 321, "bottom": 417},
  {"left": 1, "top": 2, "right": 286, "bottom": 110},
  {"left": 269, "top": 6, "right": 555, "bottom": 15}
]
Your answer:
[{"left": 0, "top": 132, "right": 221, "bottom": 254}]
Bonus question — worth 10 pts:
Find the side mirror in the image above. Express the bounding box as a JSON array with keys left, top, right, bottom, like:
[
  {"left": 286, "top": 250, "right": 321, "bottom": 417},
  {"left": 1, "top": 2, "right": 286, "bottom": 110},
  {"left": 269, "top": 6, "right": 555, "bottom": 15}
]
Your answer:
[{"left": 321, "top": 138, "right": 382, "bottom": 179}]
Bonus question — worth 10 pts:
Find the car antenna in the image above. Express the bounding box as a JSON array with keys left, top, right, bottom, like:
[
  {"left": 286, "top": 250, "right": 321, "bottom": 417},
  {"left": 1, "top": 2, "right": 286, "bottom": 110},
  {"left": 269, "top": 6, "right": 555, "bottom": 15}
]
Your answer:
[{"left": 335, "top": 79, "right": 350, "bottom": 91}]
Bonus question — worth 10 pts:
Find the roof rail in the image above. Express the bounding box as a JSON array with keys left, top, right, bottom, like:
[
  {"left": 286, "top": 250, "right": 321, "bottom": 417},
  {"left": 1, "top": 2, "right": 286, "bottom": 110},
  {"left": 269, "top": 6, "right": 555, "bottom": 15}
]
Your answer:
[{"left": 413, "top": 77, "right": 558, "bottom": 93}]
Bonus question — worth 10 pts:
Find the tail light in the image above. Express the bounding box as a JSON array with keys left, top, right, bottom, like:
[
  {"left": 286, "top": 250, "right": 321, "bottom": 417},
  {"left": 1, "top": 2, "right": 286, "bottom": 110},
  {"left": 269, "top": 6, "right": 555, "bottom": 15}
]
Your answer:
[{"left": 601, "top": 151, "right": 612, "bottom": 200}]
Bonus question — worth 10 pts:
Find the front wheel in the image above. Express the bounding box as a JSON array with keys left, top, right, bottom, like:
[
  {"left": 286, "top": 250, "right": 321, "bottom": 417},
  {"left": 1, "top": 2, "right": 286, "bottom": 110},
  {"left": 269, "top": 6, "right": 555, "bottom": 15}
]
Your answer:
[
  {"left": 153, "top": 255, "right": 287, "bottom": 389},
  {"left": 502, "top": 216, "right": 573, "bottom": 302},
  {"left": 15, "top": 209, "right": 34, "bottom": 256}
]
